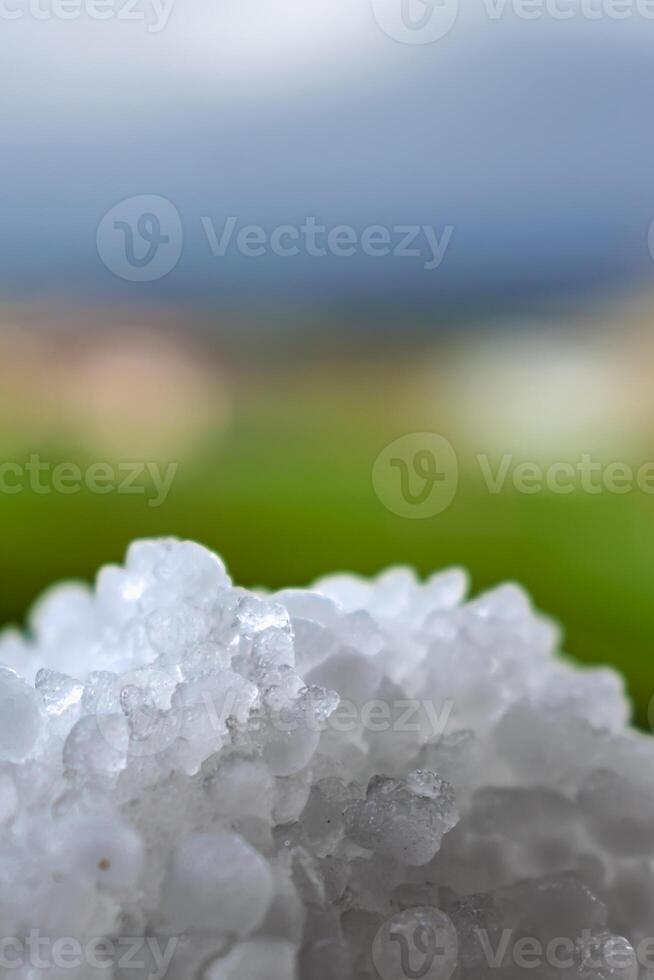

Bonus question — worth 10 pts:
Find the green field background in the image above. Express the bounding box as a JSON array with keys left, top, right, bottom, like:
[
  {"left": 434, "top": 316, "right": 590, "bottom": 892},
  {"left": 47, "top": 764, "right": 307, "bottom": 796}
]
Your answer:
[{"left": 2, "top": 392, "right": 652, "bottom": 729}]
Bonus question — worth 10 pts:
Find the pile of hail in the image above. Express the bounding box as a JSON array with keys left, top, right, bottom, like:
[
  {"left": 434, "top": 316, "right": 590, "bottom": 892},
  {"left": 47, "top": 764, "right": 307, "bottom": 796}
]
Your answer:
[{"left": 0, "top": 538, "right": 652, "bottom": 980}]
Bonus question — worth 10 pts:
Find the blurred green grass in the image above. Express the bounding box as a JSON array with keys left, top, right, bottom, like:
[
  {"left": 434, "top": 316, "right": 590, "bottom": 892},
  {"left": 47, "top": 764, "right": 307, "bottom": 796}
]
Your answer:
[{"left": 1, "top": 405, "right": 652, "bottom": 729}]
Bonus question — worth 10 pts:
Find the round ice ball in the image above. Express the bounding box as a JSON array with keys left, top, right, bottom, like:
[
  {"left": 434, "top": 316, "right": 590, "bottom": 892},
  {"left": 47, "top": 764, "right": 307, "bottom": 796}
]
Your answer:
[
  {"left": 63, "top": 714, "right": 129, "bottom": 775},
  {"left": 206, "top": 939, "right": 297, "bottom": 980},
  {"left": 161, "top": 832, "right": 273, "bottom": 936},
  {"left": 49, "top": 815, "right": 145, "bottom": 891}
]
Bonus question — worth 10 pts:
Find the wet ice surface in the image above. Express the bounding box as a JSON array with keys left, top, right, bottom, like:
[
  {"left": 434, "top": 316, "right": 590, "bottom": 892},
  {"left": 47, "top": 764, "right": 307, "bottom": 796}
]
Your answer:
[{"left": 0, "top": 539, "right": 650, "bottom": 979}]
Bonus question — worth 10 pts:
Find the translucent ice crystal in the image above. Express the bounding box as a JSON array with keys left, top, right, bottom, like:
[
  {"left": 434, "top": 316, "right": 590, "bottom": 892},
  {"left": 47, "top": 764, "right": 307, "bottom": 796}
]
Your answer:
[
  {"left": 0, "top": 667, "right": 43, "bottom": 762},
  {"left": 0, "top": 538, "right": 649, "bottom": 980},
  {"left": 344, "top": 771, "right": 458, "bottom": 865}
]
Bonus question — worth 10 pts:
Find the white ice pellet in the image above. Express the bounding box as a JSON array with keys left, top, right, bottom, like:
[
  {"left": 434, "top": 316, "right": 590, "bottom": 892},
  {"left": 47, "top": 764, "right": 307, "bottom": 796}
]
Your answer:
[
  {"left": 344, "top": 770, "right": 458, "bottom": 865},
  {"left": 206, "top": 938, "right": 298, "bottom": 980},
  {"left": 0, "top": 537, "right": 651, "bottom": 980},
  {"left": 0, "top": 667, "right": 43, "bottom": 762},
  {"left": 48, "top": 814, "right": 145, "bottom": 891},
  {"left": 63, "top": 713, "right": 129, "bottom": 775},
  {"left": 161, "top": 832, "right": 273, "bottom": 935},
  {"left": 204, "top": 754, "right": 275, "bottom": 822},
  {"left": 29, "top": 583, "right": 96, "bottom": 643},
  {"left": 0, "top": 764, "right": 18, "bottom": 824},
  {"left": 153, "top": 539, "right": 228, "bottom": 599},
  {"left": 35, "top": 668, "right": 83, "bottom": 717}
]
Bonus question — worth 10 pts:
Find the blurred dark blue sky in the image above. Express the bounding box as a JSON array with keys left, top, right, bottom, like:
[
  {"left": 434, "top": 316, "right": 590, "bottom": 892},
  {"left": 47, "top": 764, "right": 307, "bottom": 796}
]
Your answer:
[{"left": 2, "top": 0, "right": 654, "bottom": 320}]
